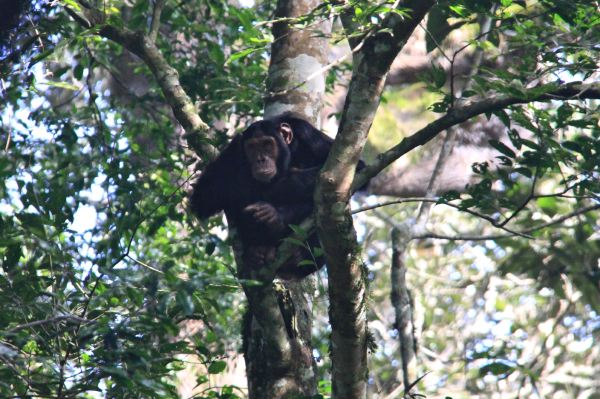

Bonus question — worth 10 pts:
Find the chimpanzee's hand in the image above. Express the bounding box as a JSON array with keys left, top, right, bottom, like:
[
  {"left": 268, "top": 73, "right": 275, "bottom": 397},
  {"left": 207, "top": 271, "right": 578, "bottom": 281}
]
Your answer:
[{"left": 243, "top": 202, "right": 285, "bottom": 233}]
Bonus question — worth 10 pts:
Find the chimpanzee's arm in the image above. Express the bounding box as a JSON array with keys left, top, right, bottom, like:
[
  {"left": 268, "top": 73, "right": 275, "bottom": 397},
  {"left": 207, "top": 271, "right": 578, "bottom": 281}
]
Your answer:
[{"left": 190, "top": 136, "right": 244, "bottom": 219}]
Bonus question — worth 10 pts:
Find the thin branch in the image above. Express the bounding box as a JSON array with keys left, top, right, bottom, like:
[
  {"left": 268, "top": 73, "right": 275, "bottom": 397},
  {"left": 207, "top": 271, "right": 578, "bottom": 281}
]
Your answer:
[
  {"left": 498, "top": 173, "right": 538, "bottom": 227},
  {"left": 126, "top": 254, "right": 165, "bottom": 274},
  {"left": 418, "top": 20, "right": 452, "bottom": 63},
  {"left": 521, "top": 203, "right": 600, "bottom": 234},
  {"left": 413, "top": 232, "right": 514, "bottom": 241},
  {"left": 355, "top": 198, "right": 529, "bottom": 237},
  {"left": 355, "top": 198, "right": 600, "bottom": 241},
  {"left": 415, "top": 203, "right": 600, "bottom": 241},
  {"left": 354, "top": 81, "right": 600, "bottom": 190},
  {"left": 6, "top": 315, "right": 91, "bottom": 334},
  {"left": 149, "top": 0, "right": 166, "bottom": 43}
]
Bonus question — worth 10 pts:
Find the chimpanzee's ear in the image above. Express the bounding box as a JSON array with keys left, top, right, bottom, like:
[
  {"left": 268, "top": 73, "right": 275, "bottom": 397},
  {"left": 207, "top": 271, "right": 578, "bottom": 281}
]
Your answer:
[{"left": 279, "top": 122, "right": 294, "bottom": 144}]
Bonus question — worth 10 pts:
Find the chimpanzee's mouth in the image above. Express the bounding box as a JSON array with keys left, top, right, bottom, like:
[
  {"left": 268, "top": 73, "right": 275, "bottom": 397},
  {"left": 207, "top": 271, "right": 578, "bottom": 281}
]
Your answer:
[{"left": 253, "top": 168, "right": 276, "bottom": 182}]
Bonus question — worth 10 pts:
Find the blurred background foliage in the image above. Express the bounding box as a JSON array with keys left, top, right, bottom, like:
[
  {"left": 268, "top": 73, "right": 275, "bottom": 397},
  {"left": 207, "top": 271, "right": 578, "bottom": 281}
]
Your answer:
[{"left": 0, "top": 0, "right": 598, "bottom": 397}]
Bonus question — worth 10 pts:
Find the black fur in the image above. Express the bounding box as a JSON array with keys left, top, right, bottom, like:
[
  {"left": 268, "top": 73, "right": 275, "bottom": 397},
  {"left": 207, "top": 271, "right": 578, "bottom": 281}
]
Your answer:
[{"left": 191, "top": 115, "right": 362, "bottom": 278}]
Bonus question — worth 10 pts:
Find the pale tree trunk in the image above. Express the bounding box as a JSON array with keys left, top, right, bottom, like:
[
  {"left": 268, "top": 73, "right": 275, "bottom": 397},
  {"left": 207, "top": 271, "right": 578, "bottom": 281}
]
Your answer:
[
  {"left": 241, "top": 0, "right": 331, "bottom": 398},
  {"left": 391, "top": 228, "right": 417, "bottom": 393},
  {"left": 264, "top": 0, "right": 330, "bottom": 123}
]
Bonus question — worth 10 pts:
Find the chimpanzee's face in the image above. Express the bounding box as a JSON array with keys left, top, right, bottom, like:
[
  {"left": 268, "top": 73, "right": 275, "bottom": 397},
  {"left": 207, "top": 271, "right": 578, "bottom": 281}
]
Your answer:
[
  {"left": 242, "top": 122, "right": 294, "bottom": 183},
  {"left": 244, "top": 135, "right": 280, "bottom": 183}
]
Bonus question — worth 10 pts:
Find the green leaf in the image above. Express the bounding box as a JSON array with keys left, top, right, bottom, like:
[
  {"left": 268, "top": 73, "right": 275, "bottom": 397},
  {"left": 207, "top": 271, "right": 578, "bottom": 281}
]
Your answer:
[
  {"left": 29, "top": 49, "right": 54, "bottom": 66},
  {"left": 205, "top": 241, "right": 216, "bottom": 256},
  {"left": 425, "top": 6, "right": 451, "bottom": 53},
  {"left": 568, "top": 119, "right": 594, "bottom": 128},
  {"left": 208, "top": 360, "right": 227, "bottom": 374},
  {"left": 16, "top": 213, "right": 46, "bottom": 238},
  {"left": 74, "top": 64, "right": 84, "bottom": 80},
  {"left": 556, "top": 103, "right": 573, "bottom": 125},
  {"left": 38, "top": 80, "right": 80, "bottom": 91},
  {"left": 429, "top": 63, "right": 447, "bottom": 88},
  {"left": 562, "top": 140, "right": 583, "bottom": 154},
  {"left": 479, "top": 361, "right": 515, "bottom": 377},
  {"left": 60, "top": 0, "right": 82, "bottom": 10},
  {"left": 536, "top": 197, "right": 557, "bottom": 215},
  {"left": 520, "top": 139, "right": 540, "bottom": 150},
  {"left": 283, "top": 237, "right": 306, "bottom": 247},
  {"left": 312, "top": 246, "right": 324, "bottom": 257},
  {"left": 289, "top": 224, "right": 310, "bottom": 239},
  {"left": 196, "top": 375, "right": 209, "bottom": 385},
  {"left": 225, "top": 47, "right": 263, "bottom": 65},
  {"left": 493, "top": 109, "right": 511, "bottom": 128},
  {"left": 449, "top": 5, "right": 468, "bottom": 17},
  {"left": 176, "top": 291, "right": 194, "bottom": 315},
  {"left": 298, "top": 259, "right": 315, "bottom": 267},
  {"left": 489, "top": 140, "right": 516, "bottom": 158},
  {"left": 2, "top": 244, "right": 22, "bottom": 270},
  {"left": 513, "top": 167, "right": 532, "bottom": 178}
]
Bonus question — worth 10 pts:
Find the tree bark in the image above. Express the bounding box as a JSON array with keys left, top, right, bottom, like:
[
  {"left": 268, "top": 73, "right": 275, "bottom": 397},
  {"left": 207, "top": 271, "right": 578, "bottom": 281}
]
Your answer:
[
  {"left": 241, "top": 1, "right": 331, "bottom": 398},
  {"left": 241, "top": 279, "right": 317, "bottom": 398},
  {"left": 264, "top": 0, "right": 331, "bottom": 123},
  {"left": 391, "top": 228, "right": 417, "bottom": 393}
]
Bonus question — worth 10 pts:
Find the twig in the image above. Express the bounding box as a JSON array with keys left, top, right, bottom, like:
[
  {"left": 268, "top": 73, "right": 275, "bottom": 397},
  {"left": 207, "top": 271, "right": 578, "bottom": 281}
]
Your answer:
[
  {"left": 415, "top": 203, "right": 600, "bottom": 241},
  {"left": 359, "top": 198, "right": 531, "bottom": 238},
  {"left": 521, "top": 203, "right": 600, "bottom": 234},
  {"left": 6, "top": 315, "right": 91, "bottom": 334},
  {"left": 498, "top": 173, "right": 537, "bottom": 227},
  {"left": 352, "top": 198, "right": 436, "bottom": 214},
  {"left": 149, "top": 0, "right": 165, "bottom": 43},
  {"left": 126, "top": 254, "right": 165, "bottom": 274},
  {"left": 355, "top": 198, "right": 600, "bottom": 241}
]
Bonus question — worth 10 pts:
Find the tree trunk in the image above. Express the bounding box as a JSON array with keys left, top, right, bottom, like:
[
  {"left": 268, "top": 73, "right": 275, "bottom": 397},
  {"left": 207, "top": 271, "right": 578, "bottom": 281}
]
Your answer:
[
  {"left": 241, "top": 1, "right": 331, "bottom": 397},
  {"left": 242, "top": 279, "right": 317, "bottom": 398},
  {"left": 391, "top": 228, "right": 417, "bottom": 393}
]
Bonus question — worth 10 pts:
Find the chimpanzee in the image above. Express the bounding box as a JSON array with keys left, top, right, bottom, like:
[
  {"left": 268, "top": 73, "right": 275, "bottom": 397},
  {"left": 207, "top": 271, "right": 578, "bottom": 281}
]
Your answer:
[{"left": 190, "top": 114, "right": 361, "bottom": 278}]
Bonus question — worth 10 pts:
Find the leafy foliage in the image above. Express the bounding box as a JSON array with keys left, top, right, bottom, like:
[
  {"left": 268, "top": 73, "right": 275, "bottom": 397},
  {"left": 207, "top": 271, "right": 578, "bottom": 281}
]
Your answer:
[{"left": 0, "top": 0, "right": 598, "bottom": 397}]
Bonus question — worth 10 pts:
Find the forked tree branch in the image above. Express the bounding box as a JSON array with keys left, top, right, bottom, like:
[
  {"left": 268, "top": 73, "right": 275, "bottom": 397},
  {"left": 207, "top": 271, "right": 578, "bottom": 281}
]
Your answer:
[
  {"left": 67, "top": 2, "right": 217, "bottom": 159},
  {"left": 315, "top": 2, "right": 437, "bottom": 398}
]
